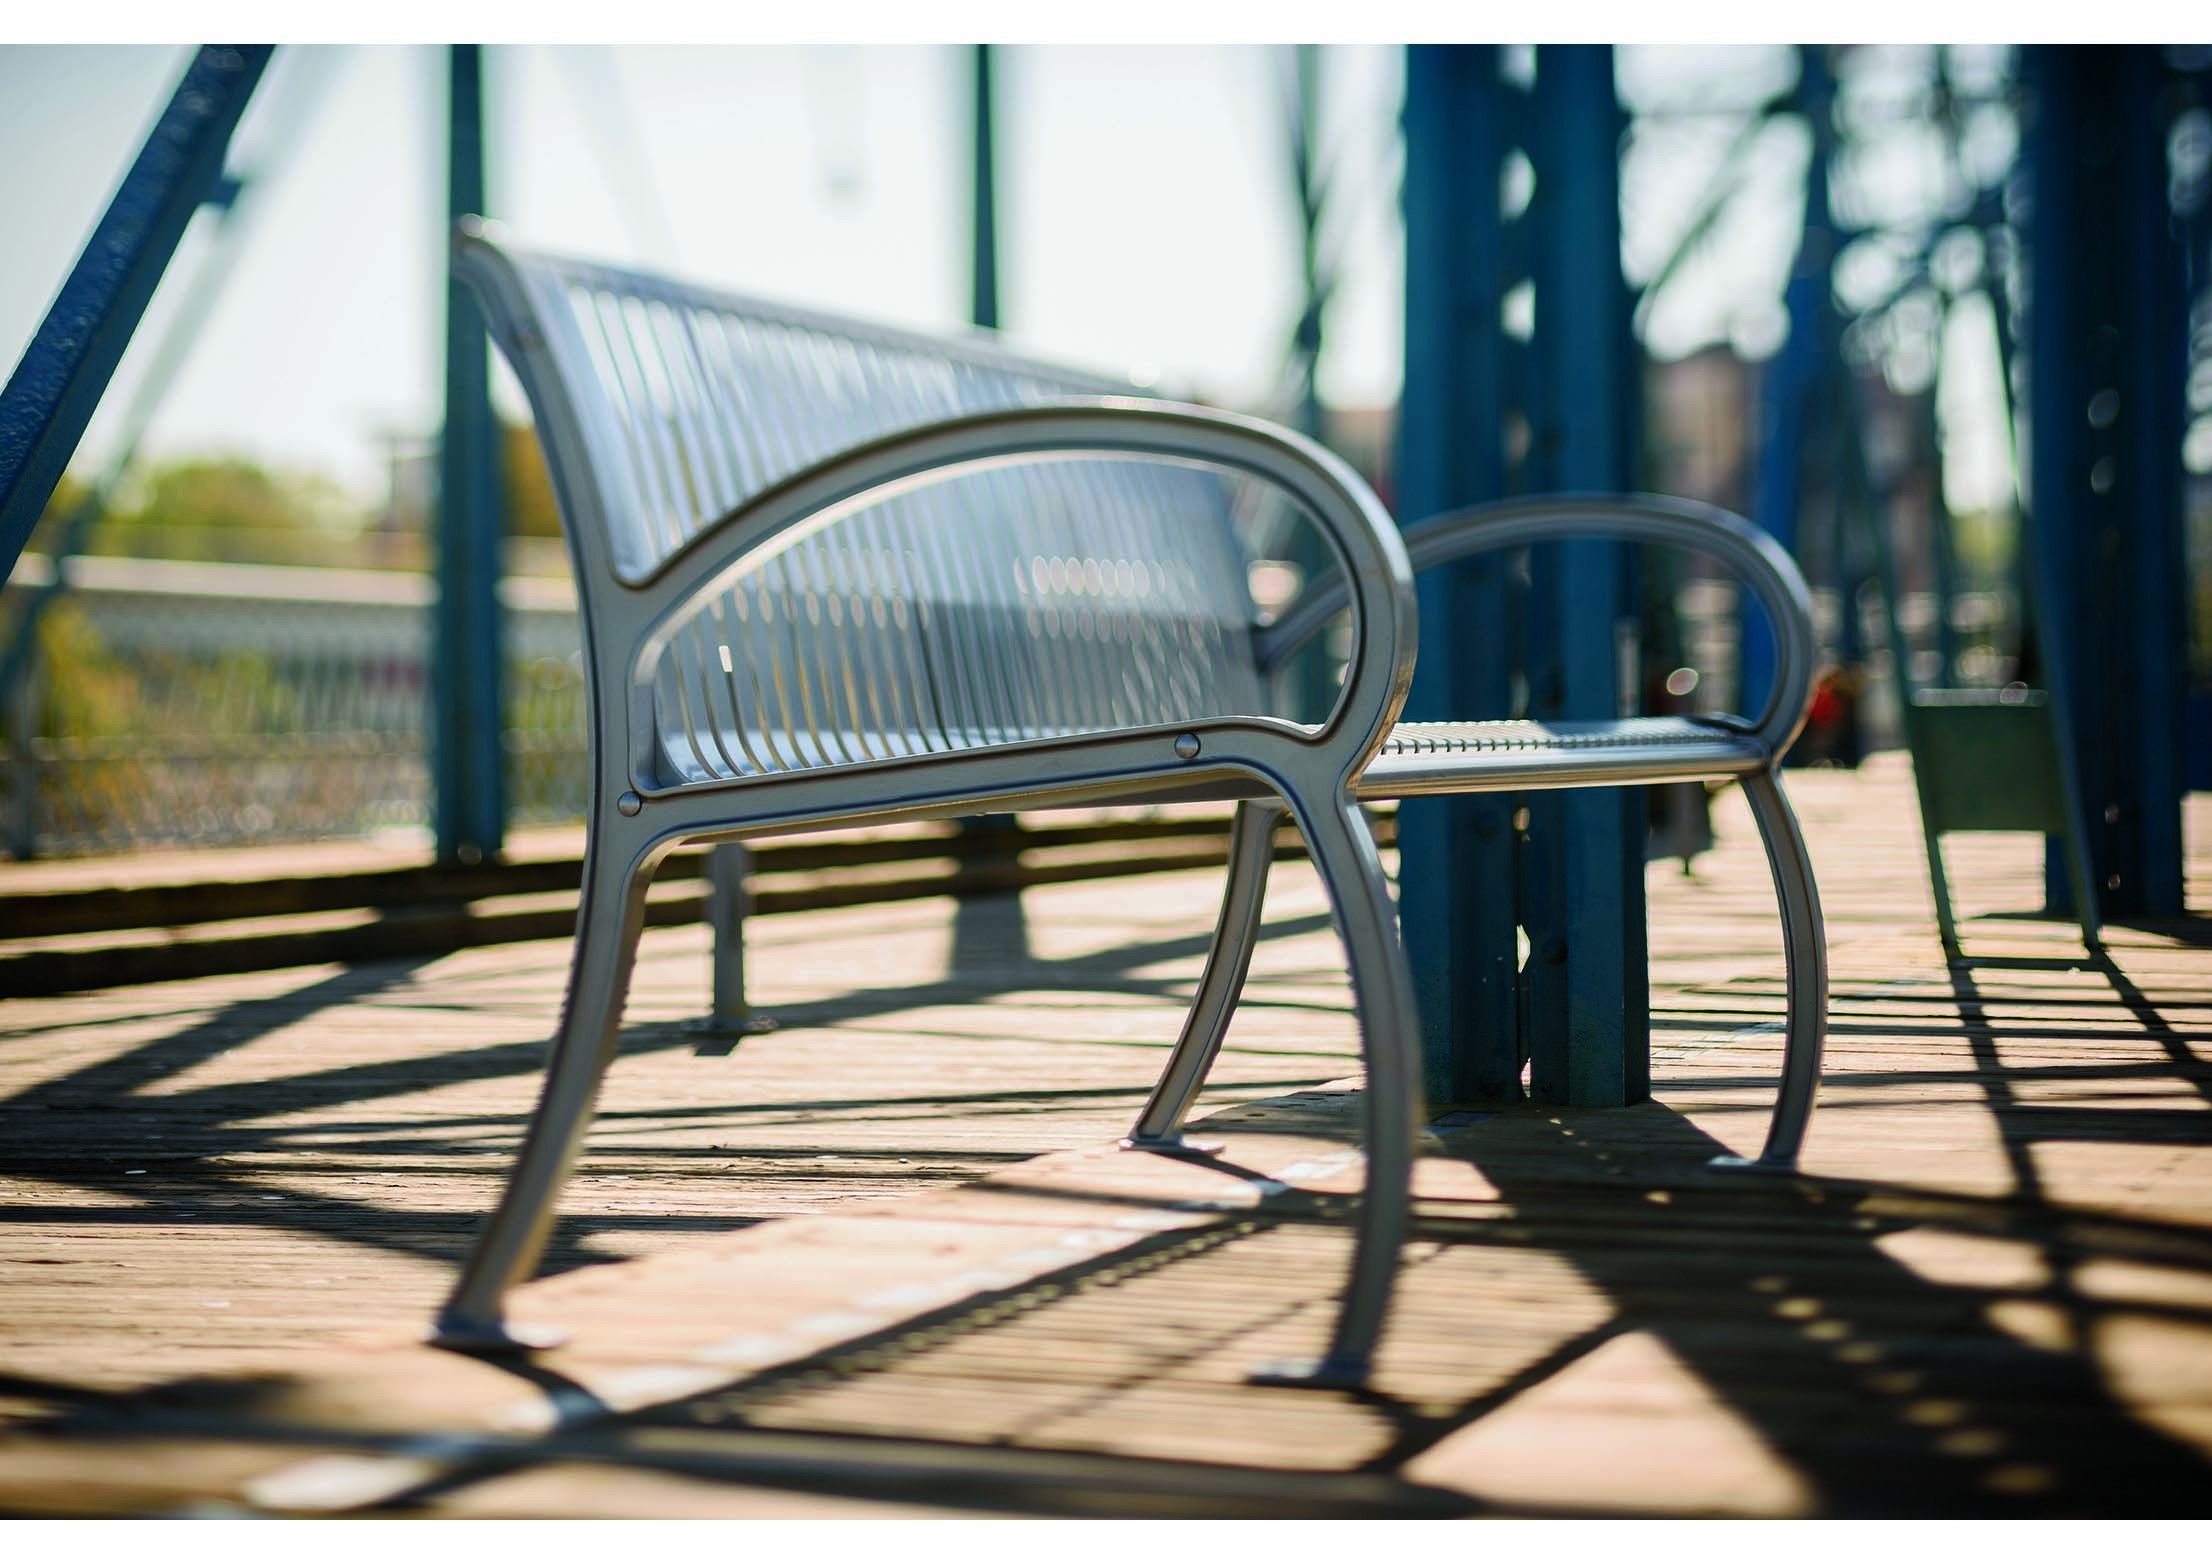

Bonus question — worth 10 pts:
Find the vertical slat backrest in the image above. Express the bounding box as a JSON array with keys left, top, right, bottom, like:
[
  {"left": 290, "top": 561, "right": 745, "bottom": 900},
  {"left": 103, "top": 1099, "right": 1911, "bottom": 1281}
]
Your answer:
[{"left": 486, "top": 240, "right": 1270, "bottom": 781}]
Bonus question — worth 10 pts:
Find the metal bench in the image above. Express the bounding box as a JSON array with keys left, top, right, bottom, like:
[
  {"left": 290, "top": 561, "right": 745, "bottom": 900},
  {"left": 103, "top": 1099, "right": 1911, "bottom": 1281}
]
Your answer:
[{"left": 435, "top": 220, "right": 1827, "bottom": 1387}]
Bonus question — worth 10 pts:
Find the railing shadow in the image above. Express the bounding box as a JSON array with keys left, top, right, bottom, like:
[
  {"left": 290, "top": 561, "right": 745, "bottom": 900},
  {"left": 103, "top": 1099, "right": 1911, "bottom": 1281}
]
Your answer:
[{"left": 1415, "top": 1101, "right": 2212, "bottom": 1514}]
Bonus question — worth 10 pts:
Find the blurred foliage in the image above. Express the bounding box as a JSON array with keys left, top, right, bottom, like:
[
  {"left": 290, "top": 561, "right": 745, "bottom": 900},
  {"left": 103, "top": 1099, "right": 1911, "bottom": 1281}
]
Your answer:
[
  {"left": 33, "top": 601, "right": 302, "bottom": 745},
  {"left": 32, "top": 602, "right": 141, "bottom": 740},
  {"left": 3, "top": 438, "right": 583, "bottom": 851},
  {"left": 505, "top": 422, "right": 562, "bottom": 539},
  {"left": 25, "top": 425, "right": 569, "bottom": 568},
  {"left": 38, "top": 455, "right": 364, "bottom": 564}
]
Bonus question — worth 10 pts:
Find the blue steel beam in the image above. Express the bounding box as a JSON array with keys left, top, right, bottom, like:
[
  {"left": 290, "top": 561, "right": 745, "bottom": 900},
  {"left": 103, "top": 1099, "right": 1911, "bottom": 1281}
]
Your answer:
[
  {"left": 2182, "top": 64, "right": 2212, "bottom": 794},
  {"left": 970, "top": 44, "right": 1000, "bottom": 332},
  {"left": 1520, "top": 43, "right": 1647, "bottom": 1107},
  {"left": 1397, "top": 44, "right": 1649, "bottom": 1108},
  {"left": 0, "top": 70, "right": 313, "bottom": 735},
  {"left": 1288, "top": 44, "right": 1327, "bottom": 438},
  {"left": 2114, "top": 52, "right": 2189, "bottom": 915},
  {"left": 1398, "top": 45, "right": 1520, "bottom": 1104},
  {"left": 1280, "top": 45, "right": 1345, "bottom": 726},
  {"left": 962, "top": 45, "right": 1013, "bottom": 841},
  {"left": 1745, "top": 46, "right": 1834, "bottom": 721},
  {"left": 2024, "top": 46, "right": 2188, "bottom": 919},
  {"left": 433, "top": 44, "right": 507, "bottom": 864},
  {"left": 0, "top": 45, "right": 272, "bottom": 584}
]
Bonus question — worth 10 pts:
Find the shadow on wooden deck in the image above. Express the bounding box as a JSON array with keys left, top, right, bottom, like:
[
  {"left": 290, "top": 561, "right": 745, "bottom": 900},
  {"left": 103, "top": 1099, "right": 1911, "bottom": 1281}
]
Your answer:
[
  {"left": 0, "top": 765, "right": 2205, "bottom": 1516},
  {"left": 12, "top": 1087, "right": 2212, "bottom": 1517}
]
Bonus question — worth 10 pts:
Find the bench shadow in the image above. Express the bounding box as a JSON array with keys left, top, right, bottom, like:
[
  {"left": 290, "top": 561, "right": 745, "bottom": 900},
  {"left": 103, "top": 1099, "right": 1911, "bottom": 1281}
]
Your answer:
[{"left": 0, "top": 877, "right": 1356, "bottom": 1432}]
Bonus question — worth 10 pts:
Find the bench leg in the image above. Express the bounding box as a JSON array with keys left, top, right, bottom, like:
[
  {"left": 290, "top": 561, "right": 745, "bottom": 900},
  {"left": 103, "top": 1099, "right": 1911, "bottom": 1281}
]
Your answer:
[
  {"left": 1712, "top": 768, "right": 1828, "bottom": 1173},
  {"left": 1248, "top": 790, "right": 1420, "bottom": 1391},
  {"left": 433, "top": 826, "right": 663, "bottom": 1352},
  {"left": 1922, "top": 821, "right": 1965, "bottom": 960},
  {"left": 1123, "top": 800, "right": 1285, "bottom": 1156},
  {"left": 699, "top": 842, "right": 775, "bottom": 1036}
]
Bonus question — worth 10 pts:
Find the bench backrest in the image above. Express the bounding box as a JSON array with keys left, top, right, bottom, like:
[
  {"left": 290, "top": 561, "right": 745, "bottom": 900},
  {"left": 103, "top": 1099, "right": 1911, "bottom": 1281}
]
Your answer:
[{"left": 458, "top": 228, "right": 1277, "bottom": 782}]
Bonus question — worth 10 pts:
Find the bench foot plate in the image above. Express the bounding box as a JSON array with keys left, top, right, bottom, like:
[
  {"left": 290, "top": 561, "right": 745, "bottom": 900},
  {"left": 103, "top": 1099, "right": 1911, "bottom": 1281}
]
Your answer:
[
  {"left": 686, "top": 1015, "right": 778, "bottom": 1039},
  {"left": 1118, "top": 1135, "right": 1226, "bottom": 1159},
  {"left": 1246, "top": 1353, "right": 1371, "bottom": 1391},
  {"left": 1706, "top": 1152, "right": 1799, "bottom": 1175},
  {"left": 430, "top": 1310, "right": 567, "bottom": 1355}
]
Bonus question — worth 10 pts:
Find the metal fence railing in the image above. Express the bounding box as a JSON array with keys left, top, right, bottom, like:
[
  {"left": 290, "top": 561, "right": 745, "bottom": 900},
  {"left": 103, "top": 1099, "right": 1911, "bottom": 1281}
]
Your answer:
[
  {"left": 2, "top": 554, "right": 586, "bottom": 858},
  {"left": 0, "top": 549, "right": 1965, "bottom": 861}
]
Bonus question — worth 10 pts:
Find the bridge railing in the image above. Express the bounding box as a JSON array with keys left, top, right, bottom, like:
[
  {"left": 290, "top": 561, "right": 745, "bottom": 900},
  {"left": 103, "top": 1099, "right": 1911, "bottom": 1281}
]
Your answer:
[
  {"left": 1, "top": 550, "right": 1953, "bottom": 861},
  {"left": 1, "top": 554, "right": 586, "bottom": 858}
]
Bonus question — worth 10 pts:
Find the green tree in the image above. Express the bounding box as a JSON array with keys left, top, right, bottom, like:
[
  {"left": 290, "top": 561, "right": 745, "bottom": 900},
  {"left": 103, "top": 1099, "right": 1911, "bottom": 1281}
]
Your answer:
[{"left": 94, "top": 456, "right": 361, "bottom": 562}]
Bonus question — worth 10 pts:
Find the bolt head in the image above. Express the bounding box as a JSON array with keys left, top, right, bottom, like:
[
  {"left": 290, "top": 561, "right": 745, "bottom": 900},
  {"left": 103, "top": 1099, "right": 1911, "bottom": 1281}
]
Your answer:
[
  {"left": 616, "top": 791, "right": 643, "bottom": 817},
  {"left": 1173, "top": 732, "right": 1201, "bottom": 761}
]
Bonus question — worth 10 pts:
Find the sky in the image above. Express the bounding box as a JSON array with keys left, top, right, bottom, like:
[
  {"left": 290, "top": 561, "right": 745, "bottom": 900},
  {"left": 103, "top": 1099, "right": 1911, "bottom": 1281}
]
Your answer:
[{"left": 0, "top": 44, "right": 2011, "bottom": 510}]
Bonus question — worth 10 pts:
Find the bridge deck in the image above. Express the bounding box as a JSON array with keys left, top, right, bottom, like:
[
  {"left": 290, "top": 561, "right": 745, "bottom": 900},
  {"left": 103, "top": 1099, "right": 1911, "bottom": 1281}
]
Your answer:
[{"left": 0, "top": 756, "right": 2206, "bottom": 1516}]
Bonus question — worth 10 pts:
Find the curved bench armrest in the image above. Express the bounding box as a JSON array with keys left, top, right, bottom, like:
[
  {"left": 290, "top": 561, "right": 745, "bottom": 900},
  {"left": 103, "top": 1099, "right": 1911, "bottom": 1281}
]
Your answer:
[
  {"left": 1259, "top": 493, "right": 1818, "bottom": 757},
  {"left": 592, "top": 399, "right": 1419, "bottom": 788}
]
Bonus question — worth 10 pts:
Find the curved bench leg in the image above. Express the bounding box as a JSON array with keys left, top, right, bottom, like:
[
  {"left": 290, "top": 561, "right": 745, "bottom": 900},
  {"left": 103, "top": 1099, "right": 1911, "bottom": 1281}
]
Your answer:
[
  {"left": 1249, "top": 789, "right": 1420, "bottom": 1390},
  {"left": 1123, "top": 800, "right": 1286, "bottom": 1157},
  {"left": 1712, "top": 768, "right": 1828, "bottom": 1173},
  {"left": 433, "top": 825, "right": 664, "bottom": 1352}
]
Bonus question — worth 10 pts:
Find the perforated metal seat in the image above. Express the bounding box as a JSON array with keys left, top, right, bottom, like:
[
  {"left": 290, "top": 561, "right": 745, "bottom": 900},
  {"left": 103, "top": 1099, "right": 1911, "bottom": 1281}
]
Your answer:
[
  {"left": 432, "top": 221, "right": 1829, "bottom": 1393},
  {"left": 1360, "top": 716, "right": 1765, "bottom": 795}
]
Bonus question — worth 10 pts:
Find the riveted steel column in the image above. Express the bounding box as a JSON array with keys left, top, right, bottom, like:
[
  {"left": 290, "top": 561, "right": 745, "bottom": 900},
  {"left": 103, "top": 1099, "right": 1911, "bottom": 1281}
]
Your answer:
[
  {"left": 1520, "top": 44, "right": 1648, "bottom": 1107},
  {"left": 2025, "top": 46, "right": 2188, "bottom": 919},
  {"left": 1398, "top": 45, "right": 1519, "bottom": 1104},
  {"left": 433, "top": 44, "right": 507, "bottom": 864},
  {"left": 0, "top": 45, "right": 271, "bottom": 581}
]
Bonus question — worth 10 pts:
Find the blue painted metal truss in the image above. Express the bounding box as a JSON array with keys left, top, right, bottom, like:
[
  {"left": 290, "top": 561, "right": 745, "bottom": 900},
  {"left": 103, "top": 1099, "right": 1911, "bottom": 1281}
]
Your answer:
[
  {"left": 1398, "top": 44, "right": 1646, "bottom": 1108},
  {"left": 434, "top": 44, "right": 508, "bottom": 863},
  {"left": 0, "top": 45, "right": 273, "bottom": 584},
  {"left": 2024, "top": 45, "right": 2191, "bottom": 921}
]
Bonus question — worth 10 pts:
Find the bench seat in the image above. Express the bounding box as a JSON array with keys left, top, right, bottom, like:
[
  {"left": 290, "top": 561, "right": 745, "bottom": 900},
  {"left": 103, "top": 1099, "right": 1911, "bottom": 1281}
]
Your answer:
[
  {"left": 656, "top": 714, "right": 1767, "bottom": 795},
  {"left": 1359, "top": 716, "right": 1764, "bottom": 796}
]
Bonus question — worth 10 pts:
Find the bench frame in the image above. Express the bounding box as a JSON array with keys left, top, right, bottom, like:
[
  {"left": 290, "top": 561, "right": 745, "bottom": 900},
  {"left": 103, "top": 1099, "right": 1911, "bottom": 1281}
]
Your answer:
[
  {"left": 1132, "top": 495, "right": 1827, "bottom": 1180},
  {"left": 435, "top": 228, "right": 1827, "bottom": 1388}
]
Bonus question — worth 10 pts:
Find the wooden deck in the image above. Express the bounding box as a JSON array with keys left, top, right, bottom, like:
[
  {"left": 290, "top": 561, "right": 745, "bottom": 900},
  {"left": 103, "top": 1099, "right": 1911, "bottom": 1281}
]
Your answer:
[{"left": 0, "top": 756, "right": 2206, "bottom": 1517}]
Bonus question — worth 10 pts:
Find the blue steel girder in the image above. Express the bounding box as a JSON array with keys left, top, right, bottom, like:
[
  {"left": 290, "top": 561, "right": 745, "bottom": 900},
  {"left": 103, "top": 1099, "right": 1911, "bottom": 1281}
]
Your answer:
[
  {"left": 433, "top": 44, "right": 507, "bottom": 863},
  {"left": 1398, "top": 44, "right": 1519, "bottom": 1105},
  {"left": 970, "top": 44, "right": 1000, "bottom": 333},
  {"left": 0, "top": 45, "right": 273, "bottom": 582},
  {"left": 1519, "top": 43, "right": 1646, "bottom": 1108},
  {"left": 1745, "top": 45, "right": 1837, "bottom": 721},
  {"left": 962, "top": 44, "right": 1013, "bottom": 837},
  {"left": 2024, "top": 45, "right": 2189, "bottom": 920},
  {"left": 1396, "top": 44, "right": 1646, "bottom": 1109}
]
